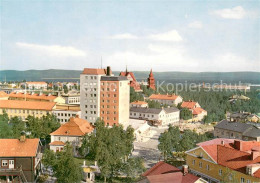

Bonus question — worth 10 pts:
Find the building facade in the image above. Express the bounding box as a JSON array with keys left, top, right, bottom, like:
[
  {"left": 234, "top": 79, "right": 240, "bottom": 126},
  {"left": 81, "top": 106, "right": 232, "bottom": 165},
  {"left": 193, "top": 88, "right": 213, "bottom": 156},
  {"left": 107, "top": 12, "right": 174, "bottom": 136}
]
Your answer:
[
  {"left": 119, "top": 68, "right": 142, "bottom": 92},
  {"left": 50, "top": 116, "right": 94, "bottom": 152},
  {"left": 26, "top": 82, "right": 47, "bottom": 90},
  {"left": 130, "top": 101, "right": 148, "bottom": 108},
  {"left": 130, "top": 107, "right": 180, "bottom": 126},
  {"left": 149, "top": 93, "right": 183, "bottom": 106},
  {"left": 80, "top": 67, "right": 110, "bottom": 124},
  {"left": 214, "top": 120, "right": 260, "bottom": 141},
  {"left": 100, "top": 76, "right": 129, "bottom": 126},
  {"left": 52, "top": 104, "right": 81, "bottom": 124},
  {"left": 0, "top": 100, "right": 56, "bottom": 120},
  {"left": 0, "top": 138, "right": 42, "bottom": 183},
  {"left": 186, "top": 139, "right": 260, "bottom": 183}
]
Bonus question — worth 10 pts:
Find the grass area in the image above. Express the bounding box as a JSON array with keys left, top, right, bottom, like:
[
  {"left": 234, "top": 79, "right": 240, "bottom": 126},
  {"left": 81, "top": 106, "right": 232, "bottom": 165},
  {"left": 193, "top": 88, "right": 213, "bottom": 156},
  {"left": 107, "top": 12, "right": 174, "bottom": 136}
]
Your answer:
[{"left": 74, "top": 157, "right": 95, "bottom": 167}]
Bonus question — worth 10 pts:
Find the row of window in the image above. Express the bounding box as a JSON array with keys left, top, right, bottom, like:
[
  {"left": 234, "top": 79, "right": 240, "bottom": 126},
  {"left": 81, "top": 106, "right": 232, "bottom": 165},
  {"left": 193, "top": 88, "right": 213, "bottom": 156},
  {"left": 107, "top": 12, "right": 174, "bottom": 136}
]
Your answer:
[
  {"left": 85, "top": 111, "right": 97, "bottom": 115},
  {"left": 100, "top": 116, "right": 117, "bottom": 121},
  {"left": 85, "top": 105, "right": 97, "bottom": 109},
  {"left": 192, "top": 159, "right": 251, "bottom": 183},
  {"left": 85, "top": 76, "right": 97, "bottom": 80},
  {"left": 101, "top": 94, "right": 117, "bottom": 97},
  {"left": 101, "top": 100, "right": 117, "bottom": 103},
  {"left": 101, "top": 111, "right": 117, "bottom": 115},
  {"left": 55, "top": 113, "right": 76, "bottom": 117},
  {"left": 1, "top": 108, "right": 44, "bottom": 115},
  {"left": 84, "top": 87, "right": 97, "bottom": 92}
]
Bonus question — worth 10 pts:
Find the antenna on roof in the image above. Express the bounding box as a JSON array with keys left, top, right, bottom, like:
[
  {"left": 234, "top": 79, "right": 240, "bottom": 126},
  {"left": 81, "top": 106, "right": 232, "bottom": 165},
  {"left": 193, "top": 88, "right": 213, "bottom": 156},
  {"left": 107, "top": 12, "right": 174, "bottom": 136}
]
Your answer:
[{"left": 101, "top": 56, "right": 103, "bottom": 69}]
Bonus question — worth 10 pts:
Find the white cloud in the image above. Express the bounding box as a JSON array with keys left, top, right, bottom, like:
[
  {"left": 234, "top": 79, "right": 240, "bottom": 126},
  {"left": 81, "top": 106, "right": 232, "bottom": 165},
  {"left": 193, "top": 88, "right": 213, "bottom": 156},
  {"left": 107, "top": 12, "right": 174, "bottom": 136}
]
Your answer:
[
  {"left": 16, "top": 42, "right": 86, "bottom": 57},
  {"left": 108, "top": 33, "right": 138, "bottom": 39},
  {"left": 211, "top": 6, "right": 246, "bottom": 19},
  {"left": 188, "top": 21, "right": 203, "bottom": 29},
  {"left": 148, "top": 30, "right": 183, "bottom": 42}
]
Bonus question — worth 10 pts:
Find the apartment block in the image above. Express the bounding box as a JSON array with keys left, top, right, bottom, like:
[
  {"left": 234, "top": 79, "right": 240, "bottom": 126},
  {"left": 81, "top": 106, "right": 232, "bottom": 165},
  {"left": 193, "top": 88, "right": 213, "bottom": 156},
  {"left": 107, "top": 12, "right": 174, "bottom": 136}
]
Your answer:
[
  {"left": 100, "top": 75, "right": 129, "bottom": 126},
  {"left": 80, "top": 66, "right": 129, "bottom": 126}
]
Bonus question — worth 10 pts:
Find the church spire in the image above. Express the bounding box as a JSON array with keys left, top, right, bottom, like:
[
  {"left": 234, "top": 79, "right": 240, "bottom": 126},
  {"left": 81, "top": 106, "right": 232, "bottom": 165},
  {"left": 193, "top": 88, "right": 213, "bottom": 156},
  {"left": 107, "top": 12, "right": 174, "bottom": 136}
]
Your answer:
[{"left": 125, "top": 65, "right": 128, "bottom": 73}]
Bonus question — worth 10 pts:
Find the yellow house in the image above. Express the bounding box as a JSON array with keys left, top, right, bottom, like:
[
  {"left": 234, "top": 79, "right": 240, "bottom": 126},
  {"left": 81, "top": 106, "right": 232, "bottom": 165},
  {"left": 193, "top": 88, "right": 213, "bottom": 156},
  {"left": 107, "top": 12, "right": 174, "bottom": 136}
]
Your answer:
[
  {"left": 0, "top": 100, "right": 56, "bottom": 120},
  {"left": 186, "top": 139, "right": 260, "bottom": 183}
]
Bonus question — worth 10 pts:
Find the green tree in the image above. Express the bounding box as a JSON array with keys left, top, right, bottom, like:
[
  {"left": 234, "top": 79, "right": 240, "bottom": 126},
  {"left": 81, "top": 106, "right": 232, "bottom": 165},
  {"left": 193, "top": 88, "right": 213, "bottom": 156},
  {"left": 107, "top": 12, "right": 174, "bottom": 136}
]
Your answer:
[
  {"left": 42, "top": 145, "right": 82, "bottom": 183},
  {"left": 9, "top": 116, "right": 26, "bottom": 138},
  {"left": 0, "top": 111, "right": 12, "bottom": 138},
  {"left": 180, "top": 108, "right": 192, "bottom": 120},
  {"left": 121, "top": 157, "right": 145, "bottom": 179},
  {"left": 80, "top": 119, "right": 139, "bottom": 182}
]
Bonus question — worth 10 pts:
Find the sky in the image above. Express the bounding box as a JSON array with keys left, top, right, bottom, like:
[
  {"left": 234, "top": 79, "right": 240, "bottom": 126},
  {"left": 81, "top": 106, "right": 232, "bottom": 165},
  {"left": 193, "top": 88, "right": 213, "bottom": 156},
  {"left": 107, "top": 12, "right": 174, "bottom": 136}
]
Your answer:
[{"left": 1, "top": 0, "right": 260, "bottom": 72}]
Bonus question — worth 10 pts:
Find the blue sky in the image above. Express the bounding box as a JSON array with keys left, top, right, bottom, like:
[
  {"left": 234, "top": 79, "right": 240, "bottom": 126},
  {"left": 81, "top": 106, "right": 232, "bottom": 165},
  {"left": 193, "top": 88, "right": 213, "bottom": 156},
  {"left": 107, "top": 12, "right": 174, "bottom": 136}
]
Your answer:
[{"left": 1, "top": 0, "right": 259, "bottom": 71}]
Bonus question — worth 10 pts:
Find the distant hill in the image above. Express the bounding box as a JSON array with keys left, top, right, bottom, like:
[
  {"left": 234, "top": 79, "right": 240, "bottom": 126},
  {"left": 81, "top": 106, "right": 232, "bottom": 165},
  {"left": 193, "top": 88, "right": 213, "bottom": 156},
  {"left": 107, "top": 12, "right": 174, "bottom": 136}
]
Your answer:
[{"left": 0, "top": 69, "right": 259, "bottom": 84}]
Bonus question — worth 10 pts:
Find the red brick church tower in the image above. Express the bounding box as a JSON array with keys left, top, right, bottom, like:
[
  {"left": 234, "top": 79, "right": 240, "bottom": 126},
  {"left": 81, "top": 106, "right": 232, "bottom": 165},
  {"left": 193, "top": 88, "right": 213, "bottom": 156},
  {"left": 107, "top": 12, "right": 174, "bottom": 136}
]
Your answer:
[{"left": 147, "top": 69, "right": 156, "bottom": 90}]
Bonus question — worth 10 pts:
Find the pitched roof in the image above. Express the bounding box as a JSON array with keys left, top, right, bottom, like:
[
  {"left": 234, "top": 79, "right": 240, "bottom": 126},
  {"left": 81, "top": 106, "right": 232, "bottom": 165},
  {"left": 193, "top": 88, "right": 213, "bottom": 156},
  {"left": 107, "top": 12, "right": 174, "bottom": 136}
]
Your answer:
[
  {"left": 49, "top": 141, "right": 65, "bottom": 146},
  {"left": 215, "top": 120, "right": 260, "bottom": 138},
  {"left": 142, "top": 161, "right": 200, "bottom": 183},
  {"left": 50, "top": 116, "right": 94, "bottom": 136},
  {"left": 149, "top": 94, "right": 180, "bottom": 101},
  {"left": 0, "top": 139, "right": 40, "bottom": 157},
  {"left": 181, "top": 101, "right": 198, "bottom": 109},
  {"left": 131, "top": 101, "right": 148, "bottom": 105},
  {"left": 0, "top": 91, "right": 9, "bottom": 98},
  {"left": 0, "top": 100, "right": 56, "bottom": 111},
  {"left": 197, "top": 138, "right": 235, "bottom": 146},
  {"left": 119, "top": 72, "right": 137, "bottom": 82},
  {"left": 130, "top": 107, "right": 179, "bottom": 114},
  {"left": 9, "top": 92, "right": 58, "bottom": 101},
  {"left": 192, "top": 139, "right": 260, "bottom": 178},
  {"left": 26, "top": 81, "right": 47, "bottom": 85},
  {"left": 81, "top": 68, "right": 111, "bottom": 75},
  {"left": 192, "top": 107, "right": 206, "bottom": 115}
]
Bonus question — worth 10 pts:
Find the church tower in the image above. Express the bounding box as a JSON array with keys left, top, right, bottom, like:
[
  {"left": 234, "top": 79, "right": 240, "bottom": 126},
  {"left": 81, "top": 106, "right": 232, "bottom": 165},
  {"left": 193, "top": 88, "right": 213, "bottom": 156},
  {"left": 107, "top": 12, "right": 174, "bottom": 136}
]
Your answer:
[{"left": 147, "top": 69, "right": 156, "bottom": 90}]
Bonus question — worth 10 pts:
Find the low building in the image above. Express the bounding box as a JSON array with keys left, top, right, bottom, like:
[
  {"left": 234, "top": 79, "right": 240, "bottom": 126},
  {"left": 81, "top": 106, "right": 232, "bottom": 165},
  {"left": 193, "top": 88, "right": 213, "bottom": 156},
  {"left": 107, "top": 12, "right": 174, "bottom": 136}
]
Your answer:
[
  {"left": 82, "top": 161, "right": 100, "bottom": 183},
  {"left": 214, "top": 120, "right": 260, "bottom": 141},
  {"left": 8, "top": 92, "right": 65, "bottom": 104},
  {"left": 130, "top": 101, "right": 148, "bottom": 108},
  {"left": 50, "top": 116, "right": 94, "bottom": 152},
  {"left": 130, "top": 107, "right": 180, "bottom": 126},
  {"left": 186, "top": 139, "right": 260, "bottom": 183},
  {"left": 0, "top": 136, "right": 42, "bottom": 183},
  {"left": 227, "top": 111, "right": 260, "bottom": 123},
  {"left": 61, "top": 93, "right": 80, "bottom": 104},
  {"left": 0, "top": 100, "right": 56, "bottom": 120},
  {"left": 139, "top": 161, "right": 206, "bottom": 183},
  {"left": 53, "top": 104, "right": 81, "bottom": 124},
  {"left": 148, "top": 93, "right": 183, "bottom": 106},
  {"left": 26, "top": 81, "right": 48, "bottom": 90},
  {"left": 181, "top": 101, "right": 207, "bottom": 121}
]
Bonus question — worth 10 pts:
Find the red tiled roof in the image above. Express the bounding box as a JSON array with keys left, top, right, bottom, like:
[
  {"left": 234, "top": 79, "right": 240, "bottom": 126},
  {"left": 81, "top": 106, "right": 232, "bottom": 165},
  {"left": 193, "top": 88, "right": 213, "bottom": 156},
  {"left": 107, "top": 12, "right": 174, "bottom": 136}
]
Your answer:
[
  {"left": 9, "top": 92, "right": 58, "bottom": 101},
  {"left": 197, "top": 138, "right": 235, "bottom": 146},
  {"left": 49, "top": 141, "right": 65, "bottom": 146},
  {"left": 131, "top": 101, "right": 148, "bottom": 105},
  {"left": 181, "top": 101, "right": 198, "bottom": 109},
  {"left": 82, "top": 68, "right": 111, "bottom": 75},
  {"left": 50, "top": 116, "right": 94, "bottom": 136},
  {"left": 0, "top": 91, "right": 9, "bottom": 98},
  {"left": 120, "top": 72, "right": 137, "bottom": 82},
  {"left": 0, "top": 139, "right": 40, "bottom": 157},
  {"left": 149, "top": 94, "right": 180, "bottom": 101},
  {"left": 0, "top": 100, "right": 56, "bottom": 111},
  {"left": 143, "top": 161, "right": 200, "bottom": 183},
  {"left": 195, "top": 139, "right": 260, "bottom": 178},
  {"left": 192, "top": 107, "right": 206, "bottom": 115},
  {"left": 142, "top": 161, "right": 180, "bottom": 176}
]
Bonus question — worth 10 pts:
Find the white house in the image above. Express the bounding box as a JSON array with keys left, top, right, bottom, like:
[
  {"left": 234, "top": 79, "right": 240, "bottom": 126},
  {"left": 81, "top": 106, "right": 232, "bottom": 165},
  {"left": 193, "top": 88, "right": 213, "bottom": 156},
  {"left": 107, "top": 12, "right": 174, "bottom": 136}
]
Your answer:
[
  {"left": 130, "top": 107, "right": 180, "bottom": 126},
  {"left": 49, "top": 116, "right": 94, "bottom": 152}
]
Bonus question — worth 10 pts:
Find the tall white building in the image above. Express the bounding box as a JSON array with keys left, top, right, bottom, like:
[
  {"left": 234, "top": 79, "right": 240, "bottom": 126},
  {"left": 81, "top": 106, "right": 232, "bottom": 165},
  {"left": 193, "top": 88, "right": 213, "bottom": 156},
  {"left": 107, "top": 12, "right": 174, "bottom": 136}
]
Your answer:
[{"left": 80, "top": 67, "right": 114, "bottom": 124}]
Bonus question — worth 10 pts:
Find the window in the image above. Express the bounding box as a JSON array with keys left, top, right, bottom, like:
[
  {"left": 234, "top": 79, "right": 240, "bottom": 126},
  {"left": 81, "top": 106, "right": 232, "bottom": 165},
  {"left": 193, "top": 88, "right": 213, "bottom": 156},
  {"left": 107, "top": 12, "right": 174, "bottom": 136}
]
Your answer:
[
  {"left": 192, "top": 160, "right": 195, "bottom": 165},
  {"left": 206, "top": 164, "right": 210, "bottom": 170},
  {"left": 219, "top": 169, "right": 222, "bottom": 176},
  {"left": 247, "top": 180, "right": 251, "bottom": 183},
  {"left": 2, "top": 160, "right": 8, "bottom": 167},
  {"left": 199, "top": 162, "right": 202, "bottom": 168},
  {"left": 241, "top": 178, "right": 245, "bottom": 183}
]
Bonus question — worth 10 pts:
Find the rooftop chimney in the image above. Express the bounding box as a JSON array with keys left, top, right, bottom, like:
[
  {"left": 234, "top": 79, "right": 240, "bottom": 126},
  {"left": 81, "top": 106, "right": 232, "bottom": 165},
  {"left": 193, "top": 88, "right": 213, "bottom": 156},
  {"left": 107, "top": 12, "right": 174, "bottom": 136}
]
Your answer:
[
  {"left": 19, "top": 131, "right": 26, "bottom": 142},
  {"left": 221, "top": 140, "right": 225, "bottom": 145},
  {"left": 182, "top": 165, "right": 188, "bottom": 176},
  {"left": 106, "top": 66, "right": 111, "bottom": 76},
  {"left": 234, "top": 140, "right": 243, "bottom": 151}
]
